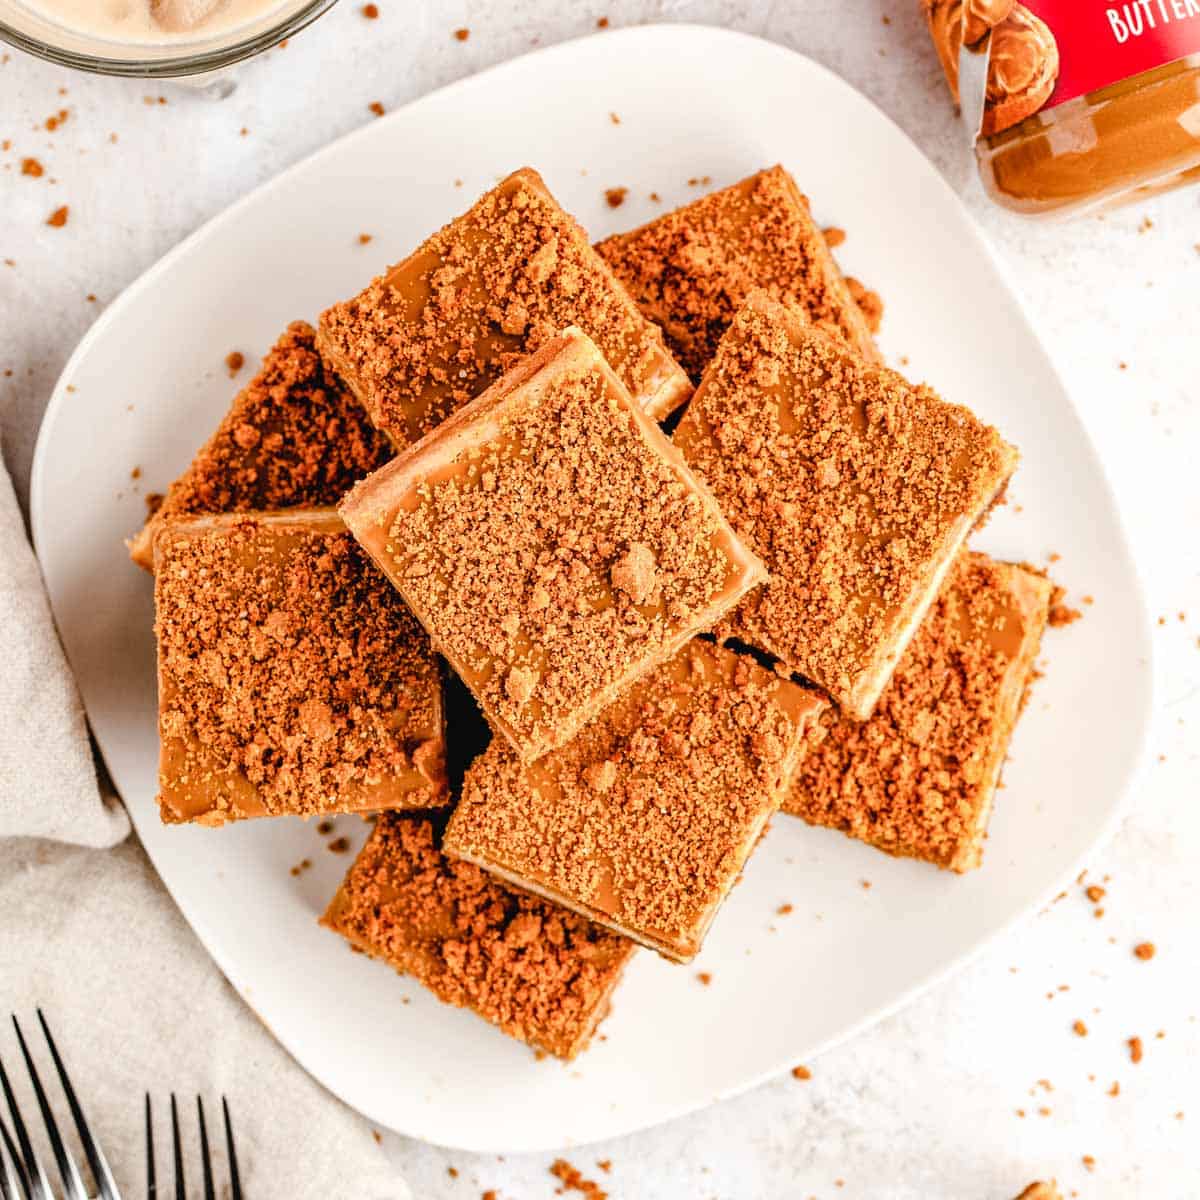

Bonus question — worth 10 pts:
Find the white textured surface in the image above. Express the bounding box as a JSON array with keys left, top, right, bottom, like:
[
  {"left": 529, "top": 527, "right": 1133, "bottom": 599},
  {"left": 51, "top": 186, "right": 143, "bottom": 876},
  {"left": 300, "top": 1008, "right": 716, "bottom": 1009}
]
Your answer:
[{"left": 0, "top": 2, "right": 1196, "bottom": 1197}]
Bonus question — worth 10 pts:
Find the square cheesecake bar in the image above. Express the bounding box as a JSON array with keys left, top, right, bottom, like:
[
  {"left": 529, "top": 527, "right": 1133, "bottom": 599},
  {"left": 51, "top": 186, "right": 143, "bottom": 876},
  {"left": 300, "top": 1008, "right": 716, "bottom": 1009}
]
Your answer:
[
  {"left": 340, "top": 326, "right": 764, "bottom": 764},
  {"left": 321, "top": 812, "right": 634, "bottom": 1060},
  {"left": 596, "top": 165, "right": 880, "bottom": 382},
  {"left": 786, "top": 554, "right": 1053, "bottom": 872},
  {"left": 317, "top": 167, "right": 692, "bottom": 446},
  {"left": 154, "top": 510, "right": 445, "bottom": 825},
  {"left": 444, "top": 640, "right": 827, "bottom": 962},
  {"left": 128, "top": 322, "right": 391, "bottom": 570},
  {"left": 674, "top": 291, "right": 1018, "bottom": 719}
]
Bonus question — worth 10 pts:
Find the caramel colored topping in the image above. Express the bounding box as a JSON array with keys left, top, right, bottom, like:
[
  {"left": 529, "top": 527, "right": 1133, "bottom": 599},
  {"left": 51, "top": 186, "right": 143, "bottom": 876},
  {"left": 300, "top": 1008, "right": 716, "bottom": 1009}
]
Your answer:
[
  {"left": 674, "top": 293, "right": 1017, "bottom": 719},
  {"left": 129, "top": 322, "right": 391, "bottom": 570},
  {"left": 785, "top": 554, "right": 1052, "bottom": 873},
  {"left": 321, "top": 812, "right": 633, "bottom": 1060},
  {"left": 341, "top": 327, "right": 764, "bottom": 763},
  {"left": 317, "top": 168, "right": 690, "bottom": 446},
  {"left": 597, "top": 166, "right": 879, "bottom": 383},
  {"left": 444, "top": 640, "right": 827, "bottom": 962},
  {"left": 154, "top": 512, "right": 445, "bottom": 826}
]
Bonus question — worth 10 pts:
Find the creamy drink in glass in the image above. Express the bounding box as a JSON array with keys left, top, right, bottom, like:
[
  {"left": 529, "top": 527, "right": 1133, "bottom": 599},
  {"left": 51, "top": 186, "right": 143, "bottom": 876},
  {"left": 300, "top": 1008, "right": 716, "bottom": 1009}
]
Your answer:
[
  {"left": 0, "top": 0, "right": 337, "bottom": 78},
  {"left": 18, "top": 0, "right": 289, "bottom": 41}
]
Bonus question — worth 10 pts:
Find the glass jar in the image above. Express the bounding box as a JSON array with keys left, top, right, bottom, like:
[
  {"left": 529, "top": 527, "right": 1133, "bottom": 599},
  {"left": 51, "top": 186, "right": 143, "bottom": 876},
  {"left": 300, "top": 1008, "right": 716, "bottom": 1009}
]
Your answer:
[
  {"left": 923, "top": 1, "right": 1200, "bottom": 217},
  {"left": 0, "top": 0, "right": 337, "bottom": 81}
]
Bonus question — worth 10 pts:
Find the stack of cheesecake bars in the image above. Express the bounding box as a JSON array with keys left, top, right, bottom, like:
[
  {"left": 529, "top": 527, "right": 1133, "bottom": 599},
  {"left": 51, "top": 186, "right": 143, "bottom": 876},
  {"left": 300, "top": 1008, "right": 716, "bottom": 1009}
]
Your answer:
[{"left": 132, "top": 166, "right": 1054, "bottom": 1060}]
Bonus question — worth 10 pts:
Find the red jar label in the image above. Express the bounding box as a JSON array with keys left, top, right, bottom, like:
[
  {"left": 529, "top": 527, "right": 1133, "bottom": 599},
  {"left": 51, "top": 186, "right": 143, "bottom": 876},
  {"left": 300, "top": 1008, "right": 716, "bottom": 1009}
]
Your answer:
[{"left": 1022, "top": 0, "right": 1200, "bottom": 108}]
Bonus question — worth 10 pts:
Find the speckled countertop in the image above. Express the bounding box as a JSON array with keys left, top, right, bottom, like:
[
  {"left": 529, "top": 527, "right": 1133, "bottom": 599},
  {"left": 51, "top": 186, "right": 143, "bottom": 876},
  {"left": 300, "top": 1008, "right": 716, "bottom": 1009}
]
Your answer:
[{"left": 1, "top": 3, "right": 1197, "bottom": 1197}]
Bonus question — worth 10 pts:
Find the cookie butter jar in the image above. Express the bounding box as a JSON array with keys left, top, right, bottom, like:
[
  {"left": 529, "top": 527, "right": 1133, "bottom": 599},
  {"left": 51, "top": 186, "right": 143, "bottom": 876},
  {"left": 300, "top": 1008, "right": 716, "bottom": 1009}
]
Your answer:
[{"left": 922, "top": 1, "right": 1200, "bottom": 216}]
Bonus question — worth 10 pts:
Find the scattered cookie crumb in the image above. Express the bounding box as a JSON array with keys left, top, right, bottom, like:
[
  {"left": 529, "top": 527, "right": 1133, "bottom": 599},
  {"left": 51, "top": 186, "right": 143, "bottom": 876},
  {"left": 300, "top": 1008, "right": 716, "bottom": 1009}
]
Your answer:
[
  {"left": 1108, "top": 1081, "right": 1120, "bottom": 1097},
  {"left": 1085, "top": 885, "right": 1105, "bottom": 903},
  {"left": 822, "top": 226, "right": 846, "bottom": 248},
  {"left": 447, "top": 1166, "right": 458, "bottom": 1179},
  {"left": 453, "top": 27, "right": 469, "bottom": 41},
  {"left": 1048, "top": 585, "right": 1081, "bottom": 627},
  {"left": 1013, "top": 1183, "right": 1062, "bottom": 1200},
  {"left": 596, "top": 16, "right": 609, "bottom": 28},
  {"left": 289, "top": 858, "right": 312, "bottom": 877},
  {"left": 777, "top": 903, "right": 793, "bottom": 915},
  {"left": 1081, "top": 1155, "right": 1096, "bottom": 1172},
  {"left": 550, "top": 1158, "right": 607, "bottom": 1199},
  {"left": 46, "top": 205, "right": 69, "bottom": 227},
  {"left": 596, "top": 1161, "right": 611, "bottom": 1174},
  {"left": 1073, "top": 1020, "right": 1088, "bottom": 1037},
  {"left": 609, "top": 112, "right": 620, "bottom": 125},
  {"left": 44, "top": 108, "right": 69, "bottom": 131},
  {"left": 696, "top": 971, "right": 712, "bottom": 986},
  {"left": 1133, "top": 941, "right": 1156, "bottom": 961},
  {"left": 368, "top": 101, "right": 385, "bottom": 117},
  {"left": 224, "top": 350, "right": 244, "bottom": 376},
  {"left": 316, "top": 819, "right": 335, "bottom": 835},
  {"left": 1128, "top": 1036, "right": 1143, "bottom": 1064},
  {"left": 362, "top": 2, "right": 378, "bottom": 15},
  {"left": 21, "top": 157, "right": 43, "bottom": 177},
  {"left": 845, "top": 276, "right": 884, "bottom": 334},
  {"left": 604, "top": 186, "right": 628, "bottom": 209},
  {"left": 358, "top": 233, "right": 373, "bottom": 245},
  {"left": 791, "top": 1065, "right": 812, "bottom": 1080}
]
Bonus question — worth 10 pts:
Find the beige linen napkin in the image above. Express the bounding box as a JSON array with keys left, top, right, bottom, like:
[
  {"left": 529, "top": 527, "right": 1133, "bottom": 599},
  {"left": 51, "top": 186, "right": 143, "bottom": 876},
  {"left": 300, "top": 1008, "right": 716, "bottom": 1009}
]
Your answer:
[
  {"left": 0, "top": 446, "right": 128, "bottom": 847},
  {"left": 0, "top": 836, "right": 409, "bottom": 1199}
]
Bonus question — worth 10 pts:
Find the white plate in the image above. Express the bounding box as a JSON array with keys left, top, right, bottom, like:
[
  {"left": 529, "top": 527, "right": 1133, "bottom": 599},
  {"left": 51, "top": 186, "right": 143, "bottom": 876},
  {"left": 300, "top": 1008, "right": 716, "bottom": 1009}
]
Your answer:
[{"left": 32, "top": 25, "right": 1153, "bottom": 1153}]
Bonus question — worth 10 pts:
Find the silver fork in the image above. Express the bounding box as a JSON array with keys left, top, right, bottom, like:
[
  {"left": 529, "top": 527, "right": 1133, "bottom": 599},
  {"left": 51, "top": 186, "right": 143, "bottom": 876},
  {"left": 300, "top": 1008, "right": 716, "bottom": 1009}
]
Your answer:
[
  {"left": 0, "top": 1011, "right": 121, "bottom": 1200},
  {"left": 144, "top": 1094, "right": 242, "bottom": 1200}
]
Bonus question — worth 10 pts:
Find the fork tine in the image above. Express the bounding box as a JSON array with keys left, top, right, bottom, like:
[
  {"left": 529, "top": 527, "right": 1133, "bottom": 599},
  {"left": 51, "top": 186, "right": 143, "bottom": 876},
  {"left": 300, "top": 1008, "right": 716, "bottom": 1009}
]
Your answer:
[
  {"left": 11, "top": 1017, "right": 87, "bottom": 1200},
  {"left": 35, "top": 1012, "right": 121, "bottom": 1200},
  {"left": 0, "top": 1116, "right": 29, "bottom": 1200},
  {"left": 0, "top": 1121, "right": 22, "bottom": 1200},
  {"left": 222, "top": 1098, "right": 242, "bottom": 1200},
  {"left": 169, "top": 1095, "right": 185, "bottom": 1200},
  {"left": 0, "top": 1038, "right": 52, "bottom": 1200},
  {"left": 196, "top": 1097, "right": 215, "bottom": 1200},
  {"left": 145, "top": 1095, "right": 156, "bottom": 1200}
]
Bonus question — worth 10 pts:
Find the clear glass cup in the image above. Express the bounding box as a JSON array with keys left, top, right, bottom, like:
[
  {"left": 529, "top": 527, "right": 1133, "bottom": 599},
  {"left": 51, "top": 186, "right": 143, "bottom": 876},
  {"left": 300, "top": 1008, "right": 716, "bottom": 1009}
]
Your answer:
[{"left": 0, "top": 0, "right": 338, "bottom": 81}]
